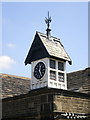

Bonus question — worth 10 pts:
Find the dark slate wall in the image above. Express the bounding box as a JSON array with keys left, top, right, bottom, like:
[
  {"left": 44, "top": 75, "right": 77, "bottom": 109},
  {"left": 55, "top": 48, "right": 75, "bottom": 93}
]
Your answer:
[{"left": 25, "top": 33, "right": 49, "bottom": 65}]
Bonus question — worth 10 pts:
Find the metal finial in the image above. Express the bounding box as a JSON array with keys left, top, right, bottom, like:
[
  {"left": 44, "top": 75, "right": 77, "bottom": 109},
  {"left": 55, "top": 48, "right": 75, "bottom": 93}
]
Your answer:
[{"left": 45, "top": 12, "right": 52, "bottom": 38}]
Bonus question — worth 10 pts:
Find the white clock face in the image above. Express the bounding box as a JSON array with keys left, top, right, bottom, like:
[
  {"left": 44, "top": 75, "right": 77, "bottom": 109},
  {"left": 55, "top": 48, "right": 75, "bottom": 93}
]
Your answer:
[{"left": 34, "top": 62, "right": 46, "bottom": 79}]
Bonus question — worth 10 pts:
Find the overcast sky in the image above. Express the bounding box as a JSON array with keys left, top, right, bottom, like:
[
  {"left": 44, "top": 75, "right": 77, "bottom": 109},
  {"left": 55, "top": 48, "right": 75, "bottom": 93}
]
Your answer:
[{"left": 1, "top": 2, "right": 88, "bottom": 78}]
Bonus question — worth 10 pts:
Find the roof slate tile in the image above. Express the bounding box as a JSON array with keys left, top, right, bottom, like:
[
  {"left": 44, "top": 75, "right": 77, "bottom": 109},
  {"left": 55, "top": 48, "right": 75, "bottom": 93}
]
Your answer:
[{"left": 37, "top": 32, "right": 72, "bottom": 64}]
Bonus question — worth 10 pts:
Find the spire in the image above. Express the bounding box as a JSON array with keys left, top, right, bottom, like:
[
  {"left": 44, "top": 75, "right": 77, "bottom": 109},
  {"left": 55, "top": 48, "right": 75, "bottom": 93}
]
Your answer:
[{"left": 45, "top": 11, "right": 52, "bottom": 38}]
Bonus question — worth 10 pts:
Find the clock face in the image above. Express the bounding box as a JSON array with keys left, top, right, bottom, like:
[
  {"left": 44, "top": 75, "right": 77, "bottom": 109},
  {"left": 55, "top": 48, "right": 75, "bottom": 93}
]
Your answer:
[{"left": 34, "top": 62, "right": 46, "bottom": 79}]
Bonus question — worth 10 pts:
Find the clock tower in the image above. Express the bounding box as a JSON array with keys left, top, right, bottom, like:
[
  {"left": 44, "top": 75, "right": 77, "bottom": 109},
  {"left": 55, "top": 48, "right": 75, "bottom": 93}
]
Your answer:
[{"left": 25, "top": 12, "right": 72, "bottom": 90}]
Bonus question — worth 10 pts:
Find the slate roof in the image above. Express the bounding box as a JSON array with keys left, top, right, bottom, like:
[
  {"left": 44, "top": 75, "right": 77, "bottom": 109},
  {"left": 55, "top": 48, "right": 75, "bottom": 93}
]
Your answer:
[
  {"left": 37, "top": 32, "right": 72, "bottom": 64},
  {"left": 1, "top": 68, "right": 90, "bottom": 99},
  {"left": 67, "top": 67, "right": 90, "bottom": 94},
  {"left": 25, "top": 32, "right": 72, "bottom": 65},
  {"left": 1, "top": 74, "right": 30, "bottom": 99}
]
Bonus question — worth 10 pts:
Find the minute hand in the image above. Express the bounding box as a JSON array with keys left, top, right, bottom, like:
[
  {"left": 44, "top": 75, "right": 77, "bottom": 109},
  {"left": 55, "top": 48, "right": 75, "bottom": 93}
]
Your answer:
[{"left": 39, "top": 65, "right": 42, "bottom": 76}]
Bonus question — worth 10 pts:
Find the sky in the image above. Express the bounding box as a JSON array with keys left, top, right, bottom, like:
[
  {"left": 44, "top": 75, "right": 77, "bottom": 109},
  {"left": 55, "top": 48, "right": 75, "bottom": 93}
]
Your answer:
[{"left": 0, "top": 2, "right": 88, "bottom": 78}]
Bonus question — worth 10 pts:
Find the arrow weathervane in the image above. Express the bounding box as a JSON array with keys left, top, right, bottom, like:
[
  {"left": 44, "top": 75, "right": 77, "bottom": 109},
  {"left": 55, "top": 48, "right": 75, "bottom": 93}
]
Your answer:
[
  {"left": 45, "top": 12, "right": 52, "bottom": 38},
  {"left": 45, "top": 11, "right": 52, "bottom": 29}
]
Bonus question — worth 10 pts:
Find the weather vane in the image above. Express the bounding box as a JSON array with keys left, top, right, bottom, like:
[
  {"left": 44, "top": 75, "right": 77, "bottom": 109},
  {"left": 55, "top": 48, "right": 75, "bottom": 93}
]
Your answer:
[
  {"left": 45, "top": 11, "right": 52, "bottom": 38},
  {"left": 45, "top": 11, "right": 52, "bottom": 29}
]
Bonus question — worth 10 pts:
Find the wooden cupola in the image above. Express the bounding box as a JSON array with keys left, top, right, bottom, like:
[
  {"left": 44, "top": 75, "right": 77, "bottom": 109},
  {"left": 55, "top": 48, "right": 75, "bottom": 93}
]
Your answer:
[{"left": 25, "top": 13, "right": 72, "bottom": 90}]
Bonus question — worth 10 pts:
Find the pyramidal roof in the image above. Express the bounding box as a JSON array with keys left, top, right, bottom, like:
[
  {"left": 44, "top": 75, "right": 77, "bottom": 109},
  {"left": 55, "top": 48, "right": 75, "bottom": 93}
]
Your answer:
[
  {"left": 25, "top": 31, "right": 72, "bottom": 65},
  {"left": 37, "top": 31, "right": 72, "bottom": 64}
]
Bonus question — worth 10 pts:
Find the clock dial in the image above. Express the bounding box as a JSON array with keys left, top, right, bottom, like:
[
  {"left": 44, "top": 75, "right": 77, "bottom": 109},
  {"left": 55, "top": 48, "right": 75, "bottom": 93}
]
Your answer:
[{"left": 34, "top": 62, "right": 46, "bottom": 79}]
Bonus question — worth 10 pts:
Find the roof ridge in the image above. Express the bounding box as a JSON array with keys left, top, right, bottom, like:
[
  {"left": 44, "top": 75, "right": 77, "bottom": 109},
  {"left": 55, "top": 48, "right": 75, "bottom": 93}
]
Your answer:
[
  {"left": 36, "top": 31, "right": 60, "bottom": 40},
  {"left": 1, "top": 73, "right": 30, "bottom": 80},
  {"left": 67, "top": 67, "right": 90, "bottom": 74}
]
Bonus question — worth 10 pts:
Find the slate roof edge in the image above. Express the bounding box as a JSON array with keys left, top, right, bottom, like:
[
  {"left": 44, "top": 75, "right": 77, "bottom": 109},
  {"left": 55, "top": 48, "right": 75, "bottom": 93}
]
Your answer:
[
  {"left": 67, "top": 67, "right": 90, "bottom": 74},
  {"left": 1, "top": 73, "right": 30, "bottom": 80},
  {"left": 36, "top": 31, "right": 61, "bottom": 41}
]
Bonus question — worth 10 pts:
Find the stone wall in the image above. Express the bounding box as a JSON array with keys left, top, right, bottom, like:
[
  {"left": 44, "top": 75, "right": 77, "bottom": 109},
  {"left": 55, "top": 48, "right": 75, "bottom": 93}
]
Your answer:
[
  {"left": 53, "top": 95, "right": 89, "bottom": 113},
  {"left": 2, "top": 95, "right": 42, "bottom": 120},
  {"left": 2, "top": 88, "right": 90, "bottom": 120}
]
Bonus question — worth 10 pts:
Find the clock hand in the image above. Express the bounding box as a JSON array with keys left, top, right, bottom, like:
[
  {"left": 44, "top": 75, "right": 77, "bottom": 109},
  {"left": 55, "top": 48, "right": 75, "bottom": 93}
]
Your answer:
[{"left": 39, "top": 65, "right": 42, "bottom": 76}]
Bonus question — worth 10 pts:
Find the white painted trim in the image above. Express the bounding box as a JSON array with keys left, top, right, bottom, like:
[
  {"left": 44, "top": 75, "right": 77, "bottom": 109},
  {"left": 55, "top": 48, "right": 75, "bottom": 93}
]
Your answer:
[{"left": 48, "top": 58, "right": 67, "bottom": 90}]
